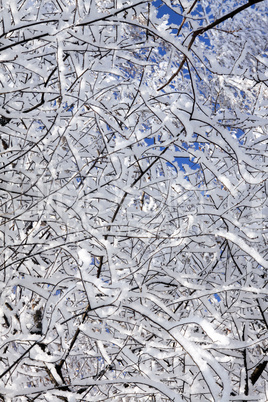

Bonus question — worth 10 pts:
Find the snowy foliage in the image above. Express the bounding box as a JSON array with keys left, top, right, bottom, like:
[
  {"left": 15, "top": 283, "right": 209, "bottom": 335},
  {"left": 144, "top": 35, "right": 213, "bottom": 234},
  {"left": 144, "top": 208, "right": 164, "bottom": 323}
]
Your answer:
[{"left": 0, "top": 0, "right": 267, "bottom": 400}]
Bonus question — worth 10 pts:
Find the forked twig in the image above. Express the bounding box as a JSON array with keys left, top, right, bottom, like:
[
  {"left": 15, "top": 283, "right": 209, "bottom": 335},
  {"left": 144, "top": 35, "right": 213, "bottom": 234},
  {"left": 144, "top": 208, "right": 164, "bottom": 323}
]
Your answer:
[{"left": 158, "top": 0, "right": 264, "bottom": 91}]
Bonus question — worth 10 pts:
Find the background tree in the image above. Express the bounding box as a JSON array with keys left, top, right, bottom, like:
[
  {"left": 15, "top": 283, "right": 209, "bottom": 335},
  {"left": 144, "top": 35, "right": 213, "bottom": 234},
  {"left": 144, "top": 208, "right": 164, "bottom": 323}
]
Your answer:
[{"left": 0, "top": 0, "right": 267, "bottom": 401}]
